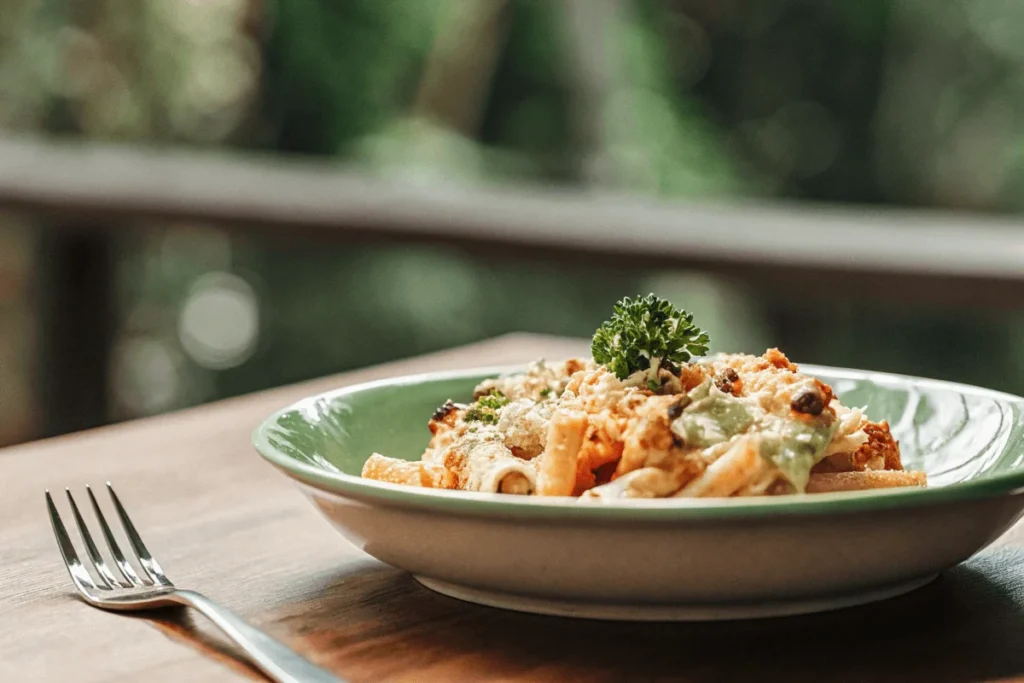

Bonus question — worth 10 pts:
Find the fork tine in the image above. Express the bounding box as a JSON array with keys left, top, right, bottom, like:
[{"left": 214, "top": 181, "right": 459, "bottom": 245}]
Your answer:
[
  {"left": 46, "top": 491, "right": 100, "bottom": 593},
  {"left": 86, "top": 485, "right": 144, "bottom": 587},
  {"left": 65, "top": 489, "right": 117, "bottom": 589},
  {"left": 106, "top": 483, "right": 171, "bottom": 585}
]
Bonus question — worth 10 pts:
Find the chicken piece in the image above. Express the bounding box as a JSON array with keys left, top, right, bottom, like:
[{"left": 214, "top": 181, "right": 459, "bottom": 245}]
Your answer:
[
  {"left": 616, "top": 395, "right": 678, "bottom": 476},
  {"left": 855, "top": 420, "right": 902, "bottom": 470},
  {"left": 813, "top": 420, "right": 902, "bottom": 473}
]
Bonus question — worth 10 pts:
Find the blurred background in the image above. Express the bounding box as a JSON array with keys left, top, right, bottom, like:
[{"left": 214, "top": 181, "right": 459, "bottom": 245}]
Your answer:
[{"left": 1, "top": 0, "right": 1023, "bottom": 446}]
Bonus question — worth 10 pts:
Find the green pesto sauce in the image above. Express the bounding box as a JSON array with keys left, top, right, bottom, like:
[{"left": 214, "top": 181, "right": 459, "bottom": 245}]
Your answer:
[
  {"left": 758, "top": 418, "right": 837, "bottom": 492},
  {"left": 670, "top": 379, "right": 837, "bottom": 492},
  {"left": 672, "top": 381, "right": 755, "bottom": 447}
]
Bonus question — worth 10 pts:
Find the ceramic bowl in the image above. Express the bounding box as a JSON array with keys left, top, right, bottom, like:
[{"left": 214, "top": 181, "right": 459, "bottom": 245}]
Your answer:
[{"left": 252, "top": 365, "right": 1024, "bottom": 620}]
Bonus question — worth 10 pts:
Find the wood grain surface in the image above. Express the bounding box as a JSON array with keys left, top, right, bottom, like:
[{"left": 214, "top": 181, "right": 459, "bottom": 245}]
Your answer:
[{"left": 2, "top": 334, "right": 1023, "bottom": 683}]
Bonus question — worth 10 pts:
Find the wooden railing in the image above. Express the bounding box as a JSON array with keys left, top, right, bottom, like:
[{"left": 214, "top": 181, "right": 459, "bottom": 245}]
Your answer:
[{"left": 2, "top": 135, "right": 1023, "bottom": 436}]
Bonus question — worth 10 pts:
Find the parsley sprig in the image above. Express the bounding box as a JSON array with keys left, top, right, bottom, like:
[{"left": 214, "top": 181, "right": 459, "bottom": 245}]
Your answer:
[{"left": 591, "top": 294, "right": 710, "bottom": 389}]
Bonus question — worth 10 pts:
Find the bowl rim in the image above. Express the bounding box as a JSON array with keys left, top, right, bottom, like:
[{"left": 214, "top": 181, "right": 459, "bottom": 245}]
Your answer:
[{"left": 252, "top": 363, "right": 1024, "bottom": 521}]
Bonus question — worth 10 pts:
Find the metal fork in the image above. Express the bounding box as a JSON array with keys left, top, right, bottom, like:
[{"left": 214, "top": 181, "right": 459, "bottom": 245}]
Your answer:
[{"left": 46, "top": 483, "right": 341, "bottom": 683}]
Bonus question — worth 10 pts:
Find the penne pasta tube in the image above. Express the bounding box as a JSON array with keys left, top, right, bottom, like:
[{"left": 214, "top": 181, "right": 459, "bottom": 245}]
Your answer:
[
  {"left": 447, "top": 438, "right": 538, "bottom": 494},
  {"left": 536, "top": 409, "right": 588, "bottom": 496},
  {"left": 676, "top": 436, "right": 763, "bottom": 498},
  {"left": 483, "top": 463, "right": 537, "bottom": 495},
  {"left": 582, "top": 466, "right": 682, "bottom": 499},
  {"left": 362, "top": 453, "right": 444, "bottom": 488}
]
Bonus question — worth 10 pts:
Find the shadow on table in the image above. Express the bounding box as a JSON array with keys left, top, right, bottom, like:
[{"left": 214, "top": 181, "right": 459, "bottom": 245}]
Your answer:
[
  {"left": 271, "top": 546, "right": 1024, "bottom": 682},
  {"left": 129, "top": 606, "right": 262, "bottom": 679}
]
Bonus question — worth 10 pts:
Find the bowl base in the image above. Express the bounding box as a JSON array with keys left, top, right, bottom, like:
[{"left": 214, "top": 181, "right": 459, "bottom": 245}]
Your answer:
[{"left": 414, "top": 574, "right": 938, "bottom": 621}]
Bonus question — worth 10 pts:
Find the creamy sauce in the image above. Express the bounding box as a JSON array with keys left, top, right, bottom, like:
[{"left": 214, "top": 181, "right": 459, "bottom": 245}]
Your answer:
[
  {"left": 672, "top": 381, "right": 754, "bottom": 447},
  {"left": 670, "top": 378, "right": 837, "bottom": 491},
  {"left": 455, "top": 429, "right": 538, "bottom": 493},
  {"left": 758, "top": 417, "right": 837, "bottom": 491}
]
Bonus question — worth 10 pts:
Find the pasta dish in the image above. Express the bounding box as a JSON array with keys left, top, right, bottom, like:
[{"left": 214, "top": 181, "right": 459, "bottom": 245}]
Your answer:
[{"left": 362, "top": 295, "right": 926, "bottom": 499}]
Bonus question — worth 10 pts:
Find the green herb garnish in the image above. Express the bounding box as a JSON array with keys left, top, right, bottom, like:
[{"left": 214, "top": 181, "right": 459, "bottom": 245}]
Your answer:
[
  {"left": 465, "top": 389, "right": 509, "bottom": 424},
  {"left": 591, "top": 294, "right": 710, "bottom": 389},
  {"left": 539, "top": 387, "right": 553, "bottom": 399}
]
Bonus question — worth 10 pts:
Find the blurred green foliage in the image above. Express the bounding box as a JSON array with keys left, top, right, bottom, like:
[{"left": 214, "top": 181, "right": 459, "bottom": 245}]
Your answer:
[{"left": 1, "top": 0, "right": 1023, "bottom": 421}]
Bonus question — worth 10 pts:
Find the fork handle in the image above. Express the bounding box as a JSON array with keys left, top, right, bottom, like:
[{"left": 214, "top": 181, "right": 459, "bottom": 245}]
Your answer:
[{"left": 170, "top": 589, "right": 343, "bottom": 683}]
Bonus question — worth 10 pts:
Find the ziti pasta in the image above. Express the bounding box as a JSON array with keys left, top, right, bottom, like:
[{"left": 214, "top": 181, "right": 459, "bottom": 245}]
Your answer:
[{"left": 361, "top": 295, "right": 926, "bottom": 498}]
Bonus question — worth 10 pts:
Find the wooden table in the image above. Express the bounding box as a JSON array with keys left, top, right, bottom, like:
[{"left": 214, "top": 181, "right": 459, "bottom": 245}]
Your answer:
[{"left": 3, "top": 334, "right": 1024, "bottom": 683}]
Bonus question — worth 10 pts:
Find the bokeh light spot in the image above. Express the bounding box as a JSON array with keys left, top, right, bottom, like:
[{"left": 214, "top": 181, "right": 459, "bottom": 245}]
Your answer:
[{"left": 178, "top": 272, "right": 259, "bottom": 370}]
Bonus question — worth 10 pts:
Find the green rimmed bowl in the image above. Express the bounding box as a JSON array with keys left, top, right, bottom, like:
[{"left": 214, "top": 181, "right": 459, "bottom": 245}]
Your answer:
[{"left": 253, "top": 365, "right": 1024, "bottom": 620}]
